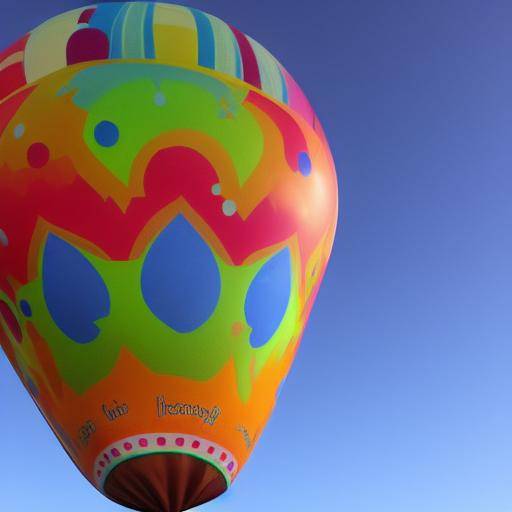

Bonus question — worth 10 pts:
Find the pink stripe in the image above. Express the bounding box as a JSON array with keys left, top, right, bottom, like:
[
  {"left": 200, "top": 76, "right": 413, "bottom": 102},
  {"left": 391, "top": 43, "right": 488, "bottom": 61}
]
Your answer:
[
  {"left": 280, "top": 65, "right": 315, "bottom": 126},
  {"left": 229, "top": 25, "right": 261, "bottom": 89},
  {"left": 78, "top": 8, "right": 96, "bottom": 24}
]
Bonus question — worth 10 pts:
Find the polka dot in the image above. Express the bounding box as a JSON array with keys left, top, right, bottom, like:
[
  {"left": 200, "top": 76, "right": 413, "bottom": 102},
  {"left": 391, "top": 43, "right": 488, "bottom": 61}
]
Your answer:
[
  {"left": 94, "top": 121, "right": 119, "bottom": 147},
  {"left": 211, "top": 183, "right": 221, "bottom": 196},
  {"left": 97, "top": 470, "right": 102, "bottom": 478},
  {"left": 175, "top": 437, "right": 184, "bottom": 447},
  {"left": 227, "top": 461, "right": 234, "bottom": 472},
  {"left": 99, "top": 460, "right": 105, "bottom": 468},
  {"left": 298, "top": 151, "right": 312, "bottom": 176},
  {"left": 220, "top": 452, "right": 227, "bottom": 462},
  {"left": 207, "top": 446, "right": 215, "bottom": 455},
  {"left": 139, "top": 438, "right": 148, "bottom": 448},
  {"left": 111, "top": 448, "right": 121, "bottom": 457},
  {"left": 0, "top": 229, "right": 8, "bottom": 247},
  {"left": 222, "top": 199, "right": 237, "bottom": 217},
  {"left": 103, "top": 453, "right": 110, "bottom": 462},
  {"left": 157, "top": 437, "right": 166, "bottom": 446},
  {"left": 192, "top": 440, "right": 200, "bottom": 449},
  {"left": 14, "top": 124, "right": 25, "bottom": 139},
  {"left": 124, "top": 442, "right": 133, "bottom": 451},
  {"left": 27, "top": 143, "right": 50, "bottom": 168},
  {"left": 19, "top": 300, "right": 32, "bottom": 318},
  {"left": 154, "top": 92, "right": 166, "bottom": 106}
]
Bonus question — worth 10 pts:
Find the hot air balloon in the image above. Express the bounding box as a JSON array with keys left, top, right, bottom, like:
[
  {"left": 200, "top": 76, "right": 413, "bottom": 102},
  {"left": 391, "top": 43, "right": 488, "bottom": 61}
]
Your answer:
[{"left": 0, "top": 2, "right": 338, "bottom": 511}]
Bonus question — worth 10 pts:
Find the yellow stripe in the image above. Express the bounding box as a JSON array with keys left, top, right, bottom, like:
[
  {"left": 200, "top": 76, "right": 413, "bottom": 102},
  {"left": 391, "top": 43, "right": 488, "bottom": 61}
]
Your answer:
[
  {"left": 154, "top": 4, "right": 196, "bottom": 30},
  {"left": 154, "top": 25, "right": 198, "bottom": 66}
]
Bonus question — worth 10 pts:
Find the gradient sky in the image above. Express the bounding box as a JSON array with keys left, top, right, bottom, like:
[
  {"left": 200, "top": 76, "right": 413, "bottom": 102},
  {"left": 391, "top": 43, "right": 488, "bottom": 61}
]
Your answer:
[{"left": 1, "top": 1, "right": 511, "bottom": 511}]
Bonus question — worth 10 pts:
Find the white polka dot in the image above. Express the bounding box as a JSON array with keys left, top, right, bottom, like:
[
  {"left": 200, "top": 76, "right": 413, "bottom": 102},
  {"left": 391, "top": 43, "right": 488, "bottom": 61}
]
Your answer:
[
  {"left": 222, "top": 200, "right": 237, "bottom": 217},
  {"left": 211, "top": 183, "right": 221, "bottom": 196},
  {"left": 0, "top": 229, "right": 8, "bottom": 247}
]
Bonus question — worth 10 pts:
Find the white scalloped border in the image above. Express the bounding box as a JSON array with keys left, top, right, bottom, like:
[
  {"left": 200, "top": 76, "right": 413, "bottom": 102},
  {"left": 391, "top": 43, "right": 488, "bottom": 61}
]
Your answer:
[{"left": 93, "top": 432, "right": 238, "bottom": 489}]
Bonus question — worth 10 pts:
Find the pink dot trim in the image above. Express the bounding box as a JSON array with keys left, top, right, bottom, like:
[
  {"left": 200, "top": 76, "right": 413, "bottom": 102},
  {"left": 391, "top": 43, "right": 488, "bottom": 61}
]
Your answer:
[
  {"left": 175, "top": 437, "right": 184, "bottom": 447},
  {"left": 192, "top": 440, "right": 200, "bottom": 449},
  {"left": 111, "top": 448, "right": 121, "bottom": 458},
  {"left": 139, "top": 438, "right": 148, "bottom": 448},
  {"left": 157, "top": 437, "right": 166, "bottom": 446},
  {"left": 124, "top": 442, "right": 133, "bottom": 451}
]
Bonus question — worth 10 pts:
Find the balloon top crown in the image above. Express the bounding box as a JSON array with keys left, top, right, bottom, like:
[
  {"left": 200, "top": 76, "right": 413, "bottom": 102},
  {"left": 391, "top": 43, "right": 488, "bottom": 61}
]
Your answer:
[{"left": 0, "top": 1, "right": 320, "bottom": 128}]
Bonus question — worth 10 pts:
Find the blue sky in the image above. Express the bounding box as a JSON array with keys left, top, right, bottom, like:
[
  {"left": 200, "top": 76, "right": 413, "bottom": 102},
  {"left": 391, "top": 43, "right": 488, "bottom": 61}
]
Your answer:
[{"left": 1, "top": 1, "right": 511, "bottom": 511}]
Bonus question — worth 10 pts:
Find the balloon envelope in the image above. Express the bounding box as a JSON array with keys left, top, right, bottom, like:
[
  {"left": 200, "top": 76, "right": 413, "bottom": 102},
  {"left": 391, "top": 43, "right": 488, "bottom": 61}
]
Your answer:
[{"left": 0, "top": 3, "right": 338, "bottom": 511}]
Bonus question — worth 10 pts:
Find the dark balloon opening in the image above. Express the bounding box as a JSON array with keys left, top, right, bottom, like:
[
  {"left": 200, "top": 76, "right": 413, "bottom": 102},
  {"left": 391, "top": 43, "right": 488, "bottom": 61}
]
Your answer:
[{"left": 104, "top": 453, "right": 227, "bottom": 512}]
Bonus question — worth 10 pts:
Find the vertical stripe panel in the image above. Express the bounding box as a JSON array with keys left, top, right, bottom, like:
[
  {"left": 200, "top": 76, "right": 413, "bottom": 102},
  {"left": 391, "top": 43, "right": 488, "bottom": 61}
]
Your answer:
[
  {"left": 207, "top": 14, "right": 237, "bottom": 78},
  {"left": 89, "top": 3, "right": 124, "bottom": 39},
  {"left": 144, "top": 2, "right": 156, "bottom": 59},
  {"left": 247, "top": 36, "right": 284, "bottom": 102},
  {"left": 280, "top": 64, "right": 315, "bottom": 125},
  {"left": 190, "top": 8, "right": 215, "bottom": 69},
  {"left": 229, "top": 25, "right": 261, "bottom": 89},
  {"left": 109, "top": 3, "right": 130, "bottom": 59},
  {"left": 123, "top": 3, "right": 147, "bottom": 59},
  {"left": 278, "top": 65, "right": 288, "bottom": 104}
]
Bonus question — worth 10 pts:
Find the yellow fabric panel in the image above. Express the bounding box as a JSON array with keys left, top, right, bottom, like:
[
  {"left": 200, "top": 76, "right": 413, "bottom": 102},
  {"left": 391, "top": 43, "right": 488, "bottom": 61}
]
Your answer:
[
  {"left": 154, "top": 25, "right": 198, "bottom": 66},
  {"left": 154, "top": 4, "right": 196, "bottom": 30},
  {"left": 24, "top": 8, "right": 84, "bottom": 83}
]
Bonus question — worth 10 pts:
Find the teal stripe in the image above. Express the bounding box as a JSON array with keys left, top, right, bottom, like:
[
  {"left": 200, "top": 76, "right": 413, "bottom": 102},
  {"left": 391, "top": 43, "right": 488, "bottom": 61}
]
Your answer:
[
  {"left": 278, "top": 65, "right": 288, "bottom": 104},
  {"left": 123, "top": 3, "right": 147, "bottom": 59},
  {"left": 89, "top": 3, "right": 124, "bottom": 42},
  {"left": 110, "top": 3, "right": 130, "bottom": 59},
  {"left": 190, "top": 8, "right": 215, "bottom": 69},
  {"left": 144, "top": 2, "right": 156, "bottom": 59},
  {"left": 232, "top": 31, "right": 242, "bottom": 80}
]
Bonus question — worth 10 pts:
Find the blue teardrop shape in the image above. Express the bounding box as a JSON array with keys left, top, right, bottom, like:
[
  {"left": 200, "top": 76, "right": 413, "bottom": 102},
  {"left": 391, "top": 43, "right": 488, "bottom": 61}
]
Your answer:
[
  {"left": 141, "top": 215, "right": 221, "bottom": 333},
  {"left": 43, "top": 234, "right": 110, "bottom": 344},
  {"left": 245, "top": 248, "right": 292, "bottom": 348}
]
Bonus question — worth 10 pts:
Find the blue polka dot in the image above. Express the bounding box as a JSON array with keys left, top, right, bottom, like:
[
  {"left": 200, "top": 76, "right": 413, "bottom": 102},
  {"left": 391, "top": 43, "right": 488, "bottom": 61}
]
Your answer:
[
  {"left": 14, "top": 124, "right": 25, "bottom": 139},
  {"left": 298, "top": 151, "right": 312, "bottom": 176},
  {"left": 19, "top": 300, "right": 32, "bottom": 317},
  {"left": 94, "top": 121, "right": 119, "bottom": 147},
  {"left": 154, "top": 92, "right": 166, "bottom": 106}
]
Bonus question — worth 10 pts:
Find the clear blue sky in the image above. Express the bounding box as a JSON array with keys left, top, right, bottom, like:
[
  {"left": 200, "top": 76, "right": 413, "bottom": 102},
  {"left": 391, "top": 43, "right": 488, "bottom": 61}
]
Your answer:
[{"left": 1, "top": 1, "right": 511, "bottom": 511}]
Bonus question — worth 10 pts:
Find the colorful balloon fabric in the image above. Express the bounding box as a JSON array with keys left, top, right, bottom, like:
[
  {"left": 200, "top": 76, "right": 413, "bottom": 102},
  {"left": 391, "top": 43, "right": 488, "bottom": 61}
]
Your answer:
[{"left": 0, "top": 3, "right": 338, "bottom": 511}]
